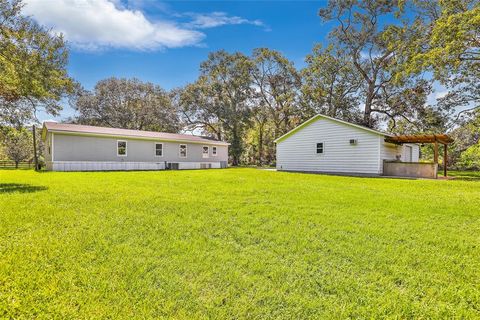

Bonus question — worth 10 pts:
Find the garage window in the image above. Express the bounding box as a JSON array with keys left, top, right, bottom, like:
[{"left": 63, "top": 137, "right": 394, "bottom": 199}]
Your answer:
[{"left": 316, "top": 142, "right": 324, "bottom": 154}]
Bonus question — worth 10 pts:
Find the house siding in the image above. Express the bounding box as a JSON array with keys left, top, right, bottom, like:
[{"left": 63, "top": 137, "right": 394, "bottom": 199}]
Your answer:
[
  {"left": 46, "top": 133, "right": 228, "bottom": 171},
  {"left": 276, "top": 118, "right": 382, "bottom": 174}
]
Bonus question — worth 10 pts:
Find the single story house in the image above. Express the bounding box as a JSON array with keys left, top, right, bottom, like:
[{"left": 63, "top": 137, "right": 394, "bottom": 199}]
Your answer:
[
  {"left": 42, "top": 122, "right": 229, "bottom": 171},
  {"left": 275, "top": 114, "right": 423, "bottom": 176}
]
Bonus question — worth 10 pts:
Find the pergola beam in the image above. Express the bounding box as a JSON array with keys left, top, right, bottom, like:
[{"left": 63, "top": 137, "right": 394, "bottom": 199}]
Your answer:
[
  {"left": 384, "top": 133, "right": 453, "bottom": 179},
  {"left": 385, "top": 134, "right": 453, "bottom": 145}
]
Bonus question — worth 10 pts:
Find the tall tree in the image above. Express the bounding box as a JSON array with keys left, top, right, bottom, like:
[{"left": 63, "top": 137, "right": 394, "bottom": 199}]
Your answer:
[
  {"left": 318, "top": 0, "right": 435, "bottom": 128},
  {"left": 400, "top": 0, "right": 479, "bottom": 122},
  {"left": 0, "top": 0, "right": 73, "bottom": 126},
  {"left": 71, "top": 78, "right": 180, "bottom": 132},
  {"left": 301, "top": 44, "right": 362, "bottom": 122},
  {"left": 250, "top": 48, "right": 303, "bottom": 164},
  {"left": 178, "top": 51, "right": 253, "bottom": 165}
]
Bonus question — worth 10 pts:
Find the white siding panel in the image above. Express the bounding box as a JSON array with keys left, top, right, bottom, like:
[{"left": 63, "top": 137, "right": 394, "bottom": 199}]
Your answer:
[
  {"left": 276, "top": 118, "right": 382, "bottom": 174},
  {"left": 49, "top": 161, "right": 222, "bottom": 171},
  {"left": 177, "top": 162, "right": 220, "bottom": 170},
  {"left": 52, "top": 161, "right": 166, "bottom": 171}
]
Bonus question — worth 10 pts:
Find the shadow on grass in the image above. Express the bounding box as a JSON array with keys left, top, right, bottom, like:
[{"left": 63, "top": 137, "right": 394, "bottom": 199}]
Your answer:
[
  {"left": 449, "top": 171, "right": 480, "bottom": 182},
  {"left": 0, "top": 183, "right": 48, "bottom": 194}
]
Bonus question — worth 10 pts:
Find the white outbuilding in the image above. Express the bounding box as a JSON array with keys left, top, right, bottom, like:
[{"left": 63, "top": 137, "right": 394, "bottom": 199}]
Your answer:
[{"left": 275, "top": 114, "right": 421, "bottom": 176}]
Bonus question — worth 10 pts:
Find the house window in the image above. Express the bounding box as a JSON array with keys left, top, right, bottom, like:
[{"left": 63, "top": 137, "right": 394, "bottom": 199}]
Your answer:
[
  {"left": 203, "top": 146, "right": 209, "bottom": 158},
  {"left": 155, "top": 143, "right": 163, "bottom": 157},
  {"left": 212, "top": 146, "right": 217, "bottom": 156},
  {"left": 179, "top": 144, "right": 187, "bottom": 158},
  {"left": 316, "top": 142, "right": 324, "bottom": 154},
  {"left": 47, "top": 139, "right": 51, "bottom": 154},
  {"left": 117, "top": 140, "right": 127, "bottom": 156}
]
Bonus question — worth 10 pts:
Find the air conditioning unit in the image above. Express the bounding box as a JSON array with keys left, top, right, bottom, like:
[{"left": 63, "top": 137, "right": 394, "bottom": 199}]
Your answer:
[
  {"left": 168, "top": 163, "right": 179, "bottom": 170},
  {"left": 350, "top": 139, "right": 358, "bottom": 145}
]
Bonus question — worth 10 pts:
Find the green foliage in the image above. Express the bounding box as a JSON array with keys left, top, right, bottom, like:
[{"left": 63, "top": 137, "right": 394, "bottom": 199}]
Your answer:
[
  {"left": 318, "top": 0, "right": 432, "bottom": 127},
  {"left": 0, "top": 0, "right": 73, "bottom": 125},
  {"left": 0, "top": 169, "right": 479, "bottom": 318},
  {"left": 178, "top": 50, "right": 254, "bottom": 165},
  {"left": 71, "top": 77, "right": 180, "bottom": 132},
  {"left": 301, "top": 44, "right": 362, "bottom": 122},
  {"left": 400, "top": 0, "right": 480, "bottom": 119},
  {"left": 0, "top": 127, "right": 32, "bottom": 167},
  {"left": 457, "top": 143, "right": 480, "bottom": 170}
]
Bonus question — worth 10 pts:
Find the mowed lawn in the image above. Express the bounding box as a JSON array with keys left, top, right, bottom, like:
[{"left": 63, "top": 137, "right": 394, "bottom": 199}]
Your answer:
[{"left": 1, "top": 169, "right": 479, "bottom": 319}]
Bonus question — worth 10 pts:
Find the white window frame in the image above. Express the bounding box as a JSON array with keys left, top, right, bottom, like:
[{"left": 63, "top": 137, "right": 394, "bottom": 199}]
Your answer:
[
  {"left": 179, "top": 144, "right": 187, "bottom": 158},
  {"left": 316, "top": 142, "right": 324, "bottom": 155},
  {"left": 154, "top": 142, "right": 163, "bottom": 157},
  {"left": 202, "top": 145, "right": 209, "bottom": 158},
  {"left": 117, "top": 140, "right": 127, "bottom": 157},
  {"left": 212, "top": 146, "right": 217, "bottom": 156}
]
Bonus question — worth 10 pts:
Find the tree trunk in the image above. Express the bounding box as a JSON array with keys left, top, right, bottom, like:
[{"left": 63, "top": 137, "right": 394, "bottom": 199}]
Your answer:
[
  {"left": 15, "top": 161, "right": 19, "bottom": 169},
  {"left": 32, "top": 125, "right": 39, "bottom": 171},
  {"left": 231, "top": 123, "right": 240, "bottom": 166},
  {"left": 258, "top": 123, "right": 264, "bottom": 166},
  {"left": 363, "top": 84, "right": 375, "bottom": 127}
]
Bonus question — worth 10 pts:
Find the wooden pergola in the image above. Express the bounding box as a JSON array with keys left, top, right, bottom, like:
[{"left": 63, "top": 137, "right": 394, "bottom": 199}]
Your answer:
[{"left": 385, "top": 134, "right": 454, "bottom": 177}]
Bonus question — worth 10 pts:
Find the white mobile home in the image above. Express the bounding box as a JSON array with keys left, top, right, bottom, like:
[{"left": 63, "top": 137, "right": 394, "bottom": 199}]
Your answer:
[
  {"left": 275, "top": 114, "right": 420, "bottom": 176},
  {"left": 42, "top": 122, "right": 229, "bottom": 171}
]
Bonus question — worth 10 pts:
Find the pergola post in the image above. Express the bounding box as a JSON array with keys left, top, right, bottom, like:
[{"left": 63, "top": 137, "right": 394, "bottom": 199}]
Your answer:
[
  {"left": 433, "top": 141, "right": 439, "bottom": 178},
  {"left": 444, "top": 144, "right": 447, "bottom": 177}
]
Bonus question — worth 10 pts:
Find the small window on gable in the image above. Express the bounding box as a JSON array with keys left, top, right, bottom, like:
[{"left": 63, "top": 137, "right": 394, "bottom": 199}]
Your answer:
[
  {"left": 117, "top": 140, "right": 127, "bottom": 156},
  {"left": 316, "top": 142, "right": 324, "bottom": 154},
  {"left": 179, "top": 144, "right": 187, "bottom": 158},
  {"left": 212, "top": 146, "right": 217, "bottom": 156},
  {"left": 155, "top": 143, "right": 163, "bottom": 157},
  {"left": 202, "top": 146, "right": 209, "bottom": 158}
]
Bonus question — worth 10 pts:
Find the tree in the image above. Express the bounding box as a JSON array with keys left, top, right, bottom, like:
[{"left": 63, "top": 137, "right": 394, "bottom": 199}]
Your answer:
[
  {"left": 0, "top": 0, "right": 73, "bottom": 126},
  {"left": 178, "top": 51, "right": 253, "bottom": 165},
  {"left": 400, "top": 0, "right": 480, "bottom": 122},
  {"left": 250, "top": 48, "right": 303, "bottom": 164},
  {"left": 447, "top": 109, "right": 480, "bottom": 167},
  {"left": 318, "top": 0, "right": 436, "bottom": 128},
  {"left": 2, "top": 127, "right": 32, "bottom": 168},
  {"left": 174, "top": 80, "right": 224, "bottom": 140},
  {"left": 301, "top": 44, "right": 362, "bottom": 122},
  {"left": 71, "top": 78, "right": 180, "bottom": 132}
]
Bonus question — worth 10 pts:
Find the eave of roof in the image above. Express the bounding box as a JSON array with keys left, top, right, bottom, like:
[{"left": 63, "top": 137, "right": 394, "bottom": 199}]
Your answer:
[
  {"left": 42, "top": 122, "right": 230, "bottom": 146},
  {"left": 274, "top": 114, "right": 393, "bottom": 143}
]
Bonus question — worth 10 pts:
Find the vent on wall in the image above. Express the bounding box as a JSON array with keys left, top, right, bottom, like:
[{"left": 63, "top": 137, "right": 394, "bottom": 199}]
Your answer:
[{"left": 350, "top": 139, "right": 358, "bottom": 145}]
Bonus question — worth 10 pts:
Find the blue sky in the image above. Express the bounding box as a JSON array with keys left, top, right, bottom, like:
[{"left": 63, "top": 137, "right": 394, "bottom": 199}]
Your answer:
[{"left": 23, "top": 0, "right": 334, "bottom": 121}]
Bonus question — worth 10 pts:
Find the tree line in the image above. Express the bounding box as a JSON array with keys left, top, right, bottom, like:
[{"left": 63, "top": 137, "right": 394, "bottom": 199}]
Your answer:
[{"left": 1, "top": 0, "right": 479, "bottom": 169}]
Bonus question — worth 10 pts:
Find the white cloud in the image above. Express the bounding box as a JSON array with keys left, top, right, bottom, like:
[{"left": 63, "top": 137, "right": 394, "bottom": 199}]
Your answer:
[
  {"left": 23, "top": 0, "right": 205, "bottom": 50},
  {"left": 22, "top": 1, "right": 266, "bottom": 51},
  {"left": 184, "top": 12, "right": 265, "bottom": 29}
]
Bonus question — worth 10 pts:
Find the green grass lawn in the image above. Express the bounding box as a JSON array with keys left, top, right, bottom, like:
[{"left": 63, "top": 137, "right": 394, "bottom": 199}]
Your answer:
[{"left": 1, "top": 168, "right": 479, "bottom": 319}]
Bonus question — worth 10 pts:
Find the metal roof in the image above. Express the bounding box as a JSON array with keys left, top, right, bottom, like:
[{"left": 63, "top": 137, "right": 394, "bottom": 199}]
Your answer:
[{"left": 43, "top": 122, "right": 229, "bottom": 146}]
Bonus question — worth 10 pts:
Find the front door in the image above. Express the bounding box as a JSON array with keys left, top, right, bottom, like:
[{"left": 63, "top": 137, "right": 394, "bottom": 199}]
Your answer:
[{"left": 405, "top": 146, "right": 412, "bottom": 162}]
